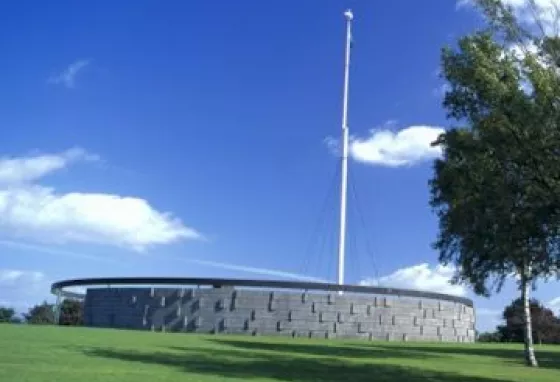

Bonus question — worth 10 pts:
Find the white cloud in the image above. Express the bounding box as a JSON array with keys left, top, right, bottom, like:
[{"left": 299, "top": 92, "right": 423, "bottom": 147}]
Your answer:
[
  {"left": 458, "top": 0, "right": 560, "bottom": 35},
  {"left": 0, "top": 149, "right": 201, "bottom": 251},
  {"left": 348, "top": 125, "right": 444, "bottom": 167},
  {"left": 0, "top": 269, "right": 44, "bottom": 286},
  {"left": 0, "top": 269, "right": 49, "bottom": 311},
  {"left": 503, "top": 0, "right": 560, "bottom": 29},
  {"left": 548, "top": 296, "right": 560, "bottom": 312},
  {"left": 433, "top": 83, "right": 451, "bottom": 97},
  {"left": 0, "top": 147, "right": 98, "bottom": 185},
  {"left": 48, "top": 59, "right": 90, "bottom": 88},
  {"left": 360, "top": 263, "right": 467, "bottom": 296},
  {"left": 456, "top": 0, "right": 473, "bottom": 8}
]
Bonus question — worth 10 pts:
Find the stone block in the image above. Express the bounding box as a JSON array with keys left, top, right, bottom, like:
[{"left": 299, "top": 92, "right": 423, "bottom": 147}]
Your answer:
[
  {"left": 434, "top": 311, "right": 460, "bottom": 321},
  {"left": 285, "top": 320, "right": 333, "bottom": 332},
  {"left": 418, "top": 317, "right": 444, "bottom": 327},
  {"left": 232, "top": 297, "right": 269, "bottom": 309},
  {"left": 438, "top": 327, "right": 455, "bottom": 337},
  {"left": 309, "top": 331, "right": 329, "bottom": 339},
  {"left": 314, "top": 302, "right": 352, "bottom": 313},
  {"left": 440, "top": 335, "right": 457, "bottom": 342},
  {"left": 404, "top": 334, "right": 426, "bottom": 342},
  {"left": 393, "top": 315, "right": 414, "bottom": 326},
  {"left": 319, "top": 311, "right": 337, "bottom": 323},
  {"left": 389, "top": 307, "right": 421, "bottom": 316},
  {"left": 420, "top": 299, "right": 440, "bottom": 309},
  {"left": 247, "top": 319, "right": 282, "bottom": 332},
  {"left": 333, "top": 322, "right": 359, "bottom": 335},
  {"left": 421, "top": 326, "right": 438, "bottom": 336},
  {"left": 83, "top": 286, "right": 475, "bottom": 343},
  {"left": 454, "top": 327, "right": 468, "bottom": 337},
  {"left": 223, "top": 317, "right": 249, "bottom": 330},
  {"left": 288, "top": 310, "right": 317, "bottom": 321},
  {"left": 334, "top": 332, "right": 371, "bottom": 340},
  {"left": 358, "top": 322, "right": 376, "bottom": 333}
]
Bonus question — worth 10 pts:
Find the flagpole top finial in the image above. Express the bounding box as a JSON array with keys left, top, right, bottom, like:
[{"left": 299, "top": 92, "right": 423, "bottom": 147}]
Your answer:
[{"left": 344, "top": 9, "right": 353, "bottom": 21}]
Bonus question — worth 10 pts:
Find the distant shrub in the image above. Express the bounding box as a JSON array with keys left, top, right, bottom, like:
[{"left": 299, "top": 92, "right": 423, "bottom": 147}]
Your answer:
[
  {"left": 0, "top": 306, "right": 16, "bottom": 323},
  {"left": 24, "top": 301, "right": 55, "bottom": 325}
]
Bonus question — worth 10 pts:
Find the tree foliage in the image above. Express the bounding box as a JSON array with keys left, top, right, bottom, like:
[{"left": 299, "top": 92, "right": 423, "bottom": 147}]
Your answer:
[
  {"left": 475, "top": 298, "right": 560, "bottom": 343},
  {"left": 58, "top": 299, "right": 83, "bottom": 326},
  {"left": 431, "top": 30, "right": 560, "bottom": 298},
  {"left": 430, "top": 0, "right": 560, "bottom": 367},
  {"left": 0, "top": 306, "right": 17, "bottom": 323},
  {"left": 477, "top": 331, "right": 504, "bottom": 342},
  {"left": 498, "top": 298, "right": 560, "bottom": 344},
  {"left": 24, "top": 299, "right": 84, "bottom": 326},
  {"left": 24, "top": 302, "right": 55, "bottom": 325}
]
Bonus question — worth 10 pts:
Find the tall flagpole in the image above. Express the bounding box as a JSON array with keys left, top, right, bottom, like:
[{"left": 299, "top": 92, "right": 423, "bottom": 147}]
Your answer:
[{"left": 337, "top": 9, "right": 353, "bottom": 288}]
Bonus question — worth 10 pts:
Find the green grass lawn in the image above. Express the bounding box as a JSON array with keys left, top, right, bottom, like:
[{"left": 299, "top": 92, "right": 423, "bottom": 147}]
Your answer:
[{"left": 0, "top": 324, "right": 559, "bottom": 381}]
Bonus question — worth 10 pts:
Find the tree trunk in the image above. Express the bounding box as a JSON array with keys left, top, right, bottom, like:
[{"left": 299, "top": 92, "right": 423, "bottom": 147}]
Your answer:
[{"left": 521, "top": 269, "right": 538, "bottom": 367}]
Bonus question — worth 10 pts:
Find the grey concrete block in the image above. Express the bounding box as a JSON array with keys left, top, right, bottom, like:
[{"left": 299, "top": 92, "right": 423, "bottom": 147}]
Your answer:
[
  {"left": 393, "top": 315, "right": 414, "bottom": 326},
  {"left": 389, "top": 307, "right": 421, "bottom": 316},
  {"left": 309, "top": 331, "right": 329, "bottom": 339},
  {"left": 454, "top": 327, "right": 468, "bottom": 337},
  {"left": 83, "top": 287, "right": 475, "bottom": 343},
  {"left": 435, "top": 311, "right": 460, "bottom": 320},
  {"left": 438, "top": 327, "right": 456, "bottom": 337},
  {"left": 288, "top": 310, "right": 317, "bottom": 321},
  {"left": 418, "top": 317, "right": 445, "bottom": 327},
  {"left": 319, "top": 311, "right": 337, "bottom": 322},
  {"left": 285, "top": 320, "right": 333, "bottom": 332}
]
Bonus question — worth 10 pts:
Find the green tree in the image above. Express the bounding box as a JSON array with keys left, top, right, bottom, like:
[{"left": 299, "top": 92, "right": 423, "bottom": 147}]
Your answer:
[
  {"left": 498, "top": 298, "right": 560, "bottom": 344},
  {"left": 477, "top": 331, "right": 503, "bottom": 342},
  {"left": 0, "top": 306, "right": 16, "bottom": 323},
  {"left": 24, "top": 301, "right": 55, "bottom": 325},
  {"left": 430, "top": 0, "right": 560, "bottom": 367},
  {"left": 58, "top": 299, "right": 83, "bottom": 326}
]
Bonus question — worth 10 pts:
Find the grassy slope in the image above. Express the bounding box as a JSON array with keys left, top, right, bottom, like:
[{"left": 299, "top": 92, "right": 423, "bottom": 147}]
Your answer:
[{"left": 0, "top": 325, "right": 558, "bottom": 382}]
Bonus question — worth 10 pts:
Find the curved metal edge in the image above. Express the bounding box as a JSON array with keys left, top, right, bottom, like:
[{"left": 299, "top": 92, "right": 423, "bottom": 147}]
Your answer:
[{"left": 51, "top": 277, "right": 474, "bottom": 307}]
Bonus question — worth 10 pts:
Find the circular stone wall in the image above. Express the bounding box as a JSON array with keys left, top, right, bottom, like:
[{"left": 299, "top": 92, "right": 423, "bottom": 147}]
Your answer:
[{"left": 52, "top": 278, "right": 476, "bottom": 342}]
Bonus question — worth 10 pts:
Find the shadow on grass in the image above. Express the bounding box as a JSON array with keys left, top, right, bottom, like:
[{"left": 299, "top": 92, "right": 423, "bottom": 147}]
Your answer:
[
  {"left": 84, "top": 344, "right": 511, "bottom": 382},
  {"left": 209, "top": 338, "right": 559, "bottom": 370},
  {"left": 367, "top": 344, "right": 560, "bottom": 370},
  {"left": 188, "top": 338, "right": 434, "bottom": 360}
]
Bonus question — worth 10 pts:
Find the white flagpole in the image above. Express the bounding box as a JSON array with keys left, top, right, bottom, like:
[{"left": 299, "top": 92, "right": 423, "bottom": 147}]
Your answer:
[{"left": 337, "top": 9, "right": 353, "bottom": 289}]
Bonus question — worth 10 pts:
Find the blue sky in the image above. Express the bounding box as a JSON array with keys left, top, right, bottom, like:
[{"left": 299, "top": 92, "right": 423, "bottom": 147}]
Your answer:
[{"left": 0, "top": 0, "right": 559, "bottom": 332}]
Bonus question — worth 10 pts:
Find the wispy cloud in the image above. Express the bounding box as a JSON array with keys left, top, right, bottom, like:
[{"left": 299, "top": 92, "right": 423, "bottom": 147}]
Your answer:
[
  {"left": 0, "top": 147, "right": 98, "bottom": 185},
  {"left": 0, "top": 239, "right": 119, "bottom": 263},
  {"left": 178, "top": 257, "right": 327, "bottom": 282},
  {"left": 48, "top": 59, "right": 91, "bottom": 89},
  {"left": 433, "top": 83, "right": 451, "bottom": 98}
]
